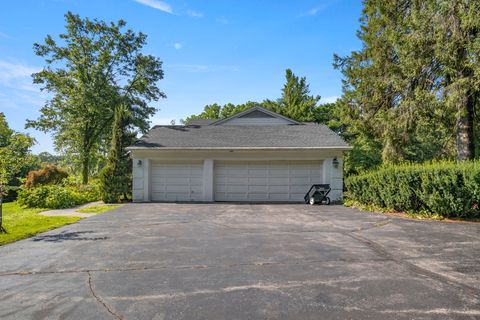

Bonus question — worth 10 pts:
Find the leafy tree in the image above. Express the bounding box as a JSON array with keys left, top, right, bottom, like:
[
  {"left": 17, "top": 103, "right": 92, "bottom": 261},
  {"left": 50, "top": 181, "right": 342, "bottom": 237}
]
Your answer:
[
  {"left": 37, "top": 152, "right": 64, "bottom": 165},
  {"left": 334, "top": 0, "right": 480, "bottom": 166},
  {"left": 183, "top": 69, "right": 322, "bottom": 123},
  {"left": 274, "top": 68, "right": 320, "bottom": 122},
  {"left": 0, "top": 113, "right": 36, "bottom": 232},
  {"left": 27, "top": 12, "right": 165, "bottom": 184},
  {"left": 99, "top": 105, "right": 133, "bottom": 203}
]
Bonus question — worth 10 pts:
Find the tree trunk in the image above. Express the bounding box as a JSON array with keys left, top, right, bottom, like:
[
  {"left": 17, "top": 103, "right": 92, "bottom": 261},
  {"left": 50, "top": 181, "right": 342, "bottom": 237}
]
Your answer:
[
  {"left": 455, "top": 90, "right": 475, "bottom": 161},
  {"left": 82, "top": 156, "right": 89, "bottom": 184}
]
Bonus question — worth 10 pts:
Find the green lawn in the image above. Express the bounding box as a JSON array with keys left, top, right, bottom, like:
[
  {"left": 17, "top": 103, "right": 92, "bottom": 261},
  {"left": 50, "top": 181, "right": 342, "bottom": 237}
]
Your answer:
[
  {"left": 76, "top": 204, "right": 120, "bottom": 214},
  {"left": 0, "top": 202, "right": 80, "bottom": 246}
]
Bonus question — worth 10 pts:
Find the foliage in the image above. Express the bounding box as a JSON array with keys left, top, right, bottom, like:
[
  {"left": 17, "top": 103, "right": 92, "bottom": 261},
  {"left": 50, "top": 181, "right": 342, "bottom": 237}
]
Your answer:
[
  {"left": 99, "top": 105, "right": 133, "bottom": 203},
  {"left": 76, "top": 204, "right": 120, "bottom": 214},
  {"left": 0, "top": 113, "right": 37, "bottom": 232},
  {"left": 27, "top": 12, "right": 165, "bottom": 184},
  {"left": 17, "top": 180, "right": 100, "bottom": 209},
  {"left": 334, "top": 0, "right": 480, "bottom": 166},
  {"left": 37, "top": 152, "right": 64, "bottom": 166},
  {"left": 183, "top": 69, "right": 323, "bottom": 124},
  {"left": 0, "top": 202, "right": 79, "bottom": 246},
  {"left": 345, "top": 161, "right": 480, "bottom": 218},
  {"left": 25, "top": 164, "right": 69, "bottom": 189},
  {"left": 0, "top": 113, "right": 37, "bottom": 194},
  {"left": 273, "top": 68, "right": 320, "bottom": 122}
]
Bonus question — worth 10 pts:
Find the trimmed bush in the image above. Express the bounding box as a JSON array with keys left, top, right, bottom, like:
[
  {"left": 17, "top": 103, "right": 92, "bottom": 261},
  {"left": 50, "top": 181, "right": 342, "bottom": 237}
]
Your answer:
[
  {"left": 17, "top": 181, "right": 100, "bottom": 209},
  {"left": 345, "top": 161, "right": 480, "bottom": 218},
  {"left": 25, "top": 165, "right": 69, "bottom": 189}
]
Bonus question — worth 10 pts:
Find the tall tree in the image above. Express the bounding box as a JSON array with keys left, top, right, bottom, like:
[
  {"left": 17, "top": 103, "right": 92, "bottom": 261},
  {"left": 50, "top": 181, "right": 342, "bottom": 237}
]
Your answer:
[
  {"left": 274, "top": 68, "right": 320, "bottom": 122},
  {"left": 99, "top": 104, "right": 133, "bottom": 203},
  {"left": 27, "top": 12, "right": 165, "bottom": 183},
  {"left": 432, "top": 0, "right": 480, "bottom": 160},
  {"left": 334, "top": 0, "right": 479, "bottom": 166},
  {"left": 183, "top": 69, "right": 321, "bottom": 123},
  {"left": 0, "top": 113, "right": 36, "bottom": 232}
]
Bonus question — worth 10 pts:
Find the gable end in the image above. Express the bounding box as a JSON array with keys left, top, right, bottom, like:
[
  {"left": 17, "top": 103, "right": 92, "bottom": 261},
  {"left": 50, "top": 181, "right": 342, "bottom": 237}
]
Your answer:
[
  {"left": 239, "top": 110, "right": 275, "bottom": 118},
  {"left": 211, "top": 106, "right": 299, "bottom": 126}
]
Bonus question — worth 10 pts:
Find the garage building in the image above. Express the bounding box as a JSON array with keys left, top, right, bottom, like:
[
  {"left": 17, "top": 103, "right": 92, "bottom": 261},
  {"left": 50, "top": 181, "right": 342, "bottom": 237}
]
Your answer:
[{"left": 127, "top": 106, "right": 351, "bottom": 202}]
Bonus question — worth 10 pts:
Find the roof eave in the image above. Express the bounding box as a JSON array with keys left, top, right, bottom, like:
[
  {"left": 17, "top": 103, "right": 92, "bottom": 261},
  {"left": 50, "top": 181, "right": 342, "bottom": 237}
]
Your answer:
[{"left": 126, "top": 146, "right": 353, "bottom": 151}]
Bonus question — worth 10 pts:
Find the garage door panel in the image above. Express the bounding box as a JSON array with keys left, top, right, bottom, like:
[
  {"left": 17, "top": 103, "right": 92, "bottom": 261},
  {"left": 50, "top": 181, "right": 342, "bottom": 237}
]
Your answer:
[
  {"left": 248, "top": 185, "right": 268, "bottom": 193},
  {"left": 248, "top": 177, "right": 267, "bottom": 185},
  {"left": 214, "top": 161, "right": 323, "bottom": 202},
  {"left": 248, "top": 168, "right": 267, "bottom": 176},
  {"left": 226, "top": 193, "right": 248, "bottom": 201},
  {"left": 151, "top": 162, "right": 204, "bottom": 202},
  {"left": 249, "top": 193, "right": 269, "bottom": 201},
  {"left": 165, "top": 177, "right": 190, "bottom": 185},
  {"left": 290, "top": 177, "right": 310, "bottom": 184},
  {"left": 227, "top": 177, "right": 249, "bottom": 184},
  {"left": 290, "top": 193, "right": 306, "bottom": 200},
  {"left": 268, "top": 169, "right": 289, "bottom": 177},
  {"left": 270, "top": 193, "right": 290, "bottom": 201},
  {"left": 290, "top": 185, "right": 311, "bottom": 193},
  {"left": 268, "top": 177, "right": 290, "bottom": 185},
  {"left": 227, "top": 185, "right": 248, "bottom": 193},
  {"left": 269, "top": 185, "right": 289, "bottom": 193}
]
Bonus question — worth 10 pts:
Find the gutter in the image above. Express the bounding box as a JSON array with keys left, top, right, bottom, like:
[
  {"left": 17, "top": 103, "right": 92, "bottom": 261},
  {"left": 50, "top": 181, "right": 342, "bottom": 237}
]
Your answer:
[{"left": 126, "top": 146, "right": 353, "bottom": 151}]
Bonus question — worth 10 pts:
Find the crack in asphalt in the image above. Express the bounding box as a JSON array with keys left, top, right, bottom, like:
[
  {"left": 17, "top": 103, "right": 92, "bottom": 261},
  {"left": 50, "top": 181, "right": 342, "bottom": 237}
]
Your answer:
[
  {"left": 0, "top": 256, "right": 393, "bottom": 277},
  {"left": 346, "top": 232, "right": 480, "bottom": 299},
  {"left": 88, "top": 271, "right": 123, "bottom": 320}
]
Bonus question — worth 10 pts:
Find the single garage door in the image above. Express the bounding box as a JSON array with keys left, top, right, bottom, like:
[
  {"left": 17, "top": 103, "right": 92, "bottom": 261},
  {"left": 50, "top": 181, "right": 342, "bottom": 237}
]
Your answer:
[
  {"left": 151, "top": 161, "right": 203, "bottom": 201},
  {"left": 214, "top": 161, "right": 323, "bottom": 202}
]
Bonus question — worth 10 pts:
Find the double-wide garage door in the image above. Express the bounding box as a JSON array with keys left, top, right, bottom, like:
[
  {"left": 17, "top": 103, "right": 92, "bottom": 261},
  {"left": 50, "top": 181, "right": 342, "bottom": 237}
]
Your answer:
[
  {"left": 151, "top": 160, "right": 323, "bottom": 202},
  {"left": 151, "top": 161, "right": 203, "bottom": 201},
  {"left": 214, "top": 161, "right": 323, "bottom": 202}
]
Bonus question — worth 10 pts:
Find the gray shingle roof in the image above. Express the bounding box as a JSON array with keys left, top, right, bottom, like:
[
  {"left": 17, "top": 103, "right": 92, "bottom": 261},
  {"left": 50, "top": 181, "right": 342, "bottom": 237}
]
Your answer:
[
  {"left": 128, "top": 123, "right": 350, "bottom": 149},
  {"left": 185, "top": 119, "right": 216, "bottom": 126}
]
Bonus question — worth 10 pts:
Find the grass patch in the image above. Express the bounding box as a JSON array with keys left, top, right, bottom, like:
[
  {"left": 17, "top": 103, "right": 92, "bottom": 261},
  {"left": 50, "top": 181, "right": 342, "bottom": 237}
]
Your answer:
[
  {"left": 0, "top": 202, "right": 80, "bottom": 246},
  {"left": 76, "top": 204, "right": 120, "bottom": 214}
]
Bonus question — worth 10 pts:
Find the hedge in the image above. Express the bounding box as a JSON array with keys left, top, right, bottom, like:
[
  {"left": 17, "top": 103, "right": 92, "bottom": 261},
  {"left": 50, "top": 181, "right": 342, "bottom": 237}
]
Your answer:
[
  {"left": 17, "top": 182, "right": 100, "bottom": 209},
  {"left": 345, "top": 161, "right": 480, "bottom": 218}
]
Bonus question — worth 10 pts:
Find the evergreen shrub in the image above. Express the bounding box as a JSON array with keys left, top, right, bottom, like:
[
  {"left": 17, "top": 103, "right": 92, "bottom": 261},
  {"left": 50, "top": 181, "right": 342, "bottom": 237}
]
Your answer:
[{"left": 345, "top": 161, "right": 480, "bottom": 218}]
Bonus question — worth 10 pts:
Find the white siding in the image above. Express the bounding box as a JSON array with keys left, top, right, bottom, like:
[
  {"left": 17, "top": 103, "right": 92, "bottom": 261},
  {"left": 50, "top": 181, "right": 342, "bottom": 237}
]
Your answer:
[
  {"left": 327, "top": 157, "right": 344, "bottom": 201},
  {"left": 132, "top": 158, "right": 144, "bottom": 202},
  {"left": 214, "top": 161, "right": 323, "bottom": 202},
  {"left": 151, "top": 162, "right": 204, "bottom": 201}
]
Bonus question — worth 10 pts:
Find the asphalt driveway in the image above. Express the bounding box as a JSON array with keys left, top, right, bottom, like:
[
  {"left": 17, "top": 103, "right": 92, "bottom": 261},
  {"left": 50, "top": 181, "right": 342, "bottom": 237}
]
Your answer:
[{"left": 0, "top": 204, "right": 479, "bottom": 320}]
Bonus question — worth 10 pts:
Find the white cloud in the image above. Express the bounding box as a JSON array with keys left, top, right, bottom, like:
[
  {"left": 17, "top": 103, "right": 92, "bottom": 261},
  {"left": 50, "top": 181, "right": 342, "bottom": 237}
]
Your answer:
[
  {"left": 0, "top": 31, "right": 11, "bottom": 39},
  {"left": 134, "top": 0, "right": 173, "bottom": 14},
  {"left": 0, "top": 60, "right": 44, "bottom": 113},
  {"left": 321, "top": 96, "right": 340, "bottom": 103},
  {"left": 174, "top": 42, "right": 182, "bottom": 50},
  {"left": 298, "top": 2, "right": 331, "bottom": 17},
  {"left": 0, "top": 60, "right": 41, "bottom": 94},
  {"left": 187, "top": 10, "right": 203, "bottom": 18}
]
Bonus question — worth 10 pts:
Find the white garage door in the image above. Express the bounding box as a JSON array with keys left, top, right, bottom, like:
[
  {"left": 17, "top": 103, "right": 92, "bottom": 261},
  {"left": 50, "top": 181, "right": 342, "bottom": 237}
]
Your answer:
[
  {"left": 151, "top": 162, "right": 203, "bottom": 201},
  {"left": 214, "top": 161, "right": 323, "bottom": 202}
]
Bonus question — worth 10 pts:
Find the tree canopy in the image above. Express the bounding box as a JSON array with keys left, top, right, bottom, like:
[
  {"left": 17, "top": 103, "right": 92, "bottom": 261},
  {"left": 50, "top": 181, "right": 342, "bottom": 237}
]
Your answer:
[
  {"left": 334, "top": 0, "right": 480, "bottom": 171},
  {"left": 183, "top": 69, "right": 324, "bottom": 124},
  {"left": 27, "top": 12, "right": 165, "bottom": 183},
  {"left": 0, "top": 113, "right": 36, "bottom": 231}
]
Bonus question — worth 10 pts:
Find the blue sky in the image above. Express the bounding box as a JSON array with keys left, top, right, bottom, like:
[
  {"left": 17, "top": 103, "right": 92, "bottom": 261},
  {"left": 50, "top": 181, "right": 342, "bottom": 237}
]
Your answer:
[{"left": 0, "top": 0, "right": 362, "bottom": 153}]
